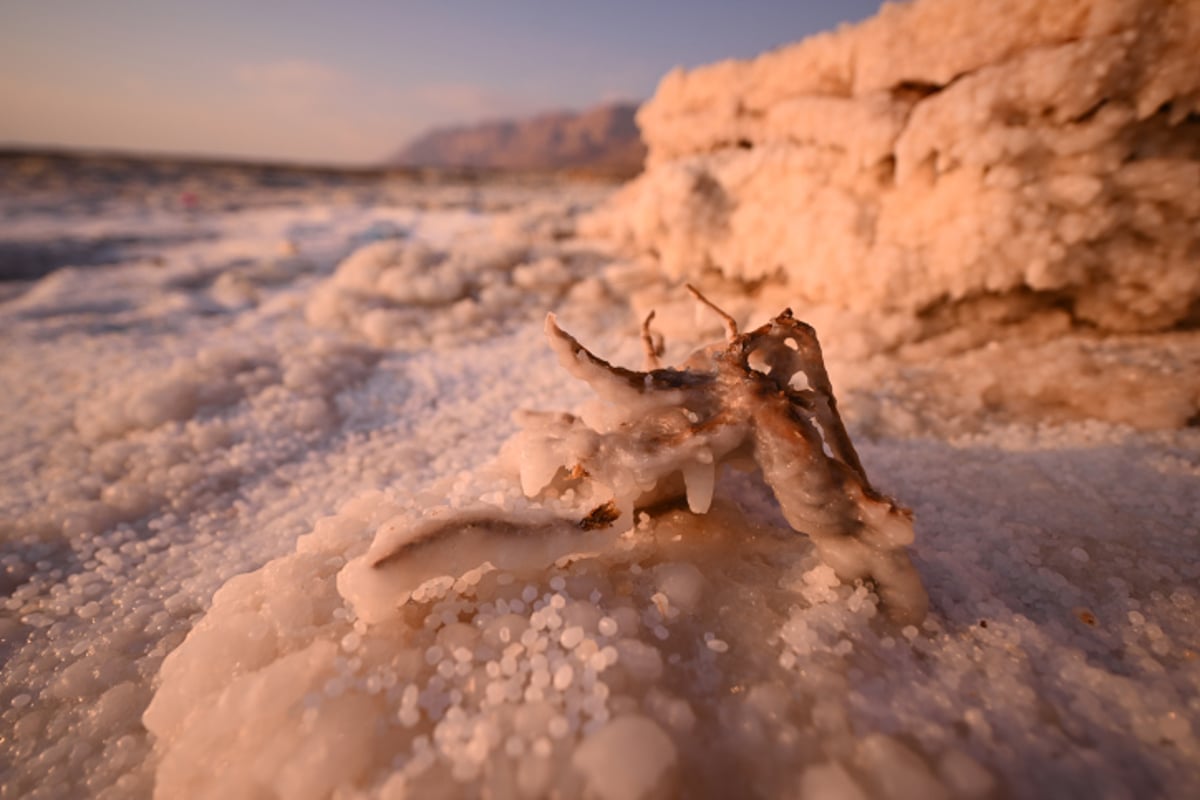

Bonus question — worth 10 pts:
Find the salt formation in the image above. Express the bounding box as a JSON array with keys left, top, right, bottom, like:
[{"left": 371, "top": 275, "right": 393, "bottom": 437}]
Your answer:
[
  {"left": 587, "top": 0, "right": 1200, "bottom": 428},
  {"left": 342, "top": 296, "right": 926, "bottom": 628}
]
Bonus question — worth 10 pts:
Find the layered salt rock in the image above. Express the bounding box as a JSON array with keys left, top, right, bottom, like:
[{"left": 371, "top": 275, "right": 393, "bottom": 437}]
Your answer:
[{"left": 586, "top": 0, "right": 1200, "bottom": 427}]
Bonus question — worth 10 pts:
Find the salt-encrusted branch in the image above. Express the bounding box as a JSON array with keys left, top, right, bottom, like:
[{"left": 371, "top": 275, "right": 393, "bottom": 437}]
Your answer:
[{"left": 353, "top": 293, "right": 928, "bottom": 625}]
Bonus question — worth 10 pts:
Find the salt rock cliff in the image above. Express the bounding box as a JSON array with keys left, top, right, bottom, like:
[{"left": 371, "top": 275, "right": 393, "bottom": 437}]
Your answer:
[
  {"left": 588, "top": 0, "right": 1200, "bottom": 429},
  {"left": 394, "top": 102, "right": 645, "bottom": 178}
]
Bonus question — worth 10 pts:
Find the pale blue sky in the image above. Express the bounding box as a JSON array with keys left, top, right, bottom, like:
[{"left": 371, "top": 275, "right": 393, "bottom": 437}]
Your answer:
[{"left": 0, "top": 1, "right": 884, "bottom": 164}]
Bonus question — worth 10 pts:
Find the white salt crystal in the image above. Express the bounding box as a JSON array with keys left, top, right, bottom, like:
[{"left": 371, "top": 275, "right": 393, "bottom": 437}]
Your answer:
[
  {"left": 560, "top": 626, "right": 585, "bottom": 649},
  {"left": 601, "top": 646, "right": 619, "bottom": 667},
  {"left": 553, "top": 664, "right": 574, "bottom": 691}
]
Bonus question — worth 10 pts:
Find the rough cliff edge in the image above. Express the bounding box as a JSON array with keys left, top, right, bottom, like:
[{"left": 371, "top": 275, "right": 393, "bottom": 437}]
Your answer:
[
  {"left": 393, "top": 102, "right": 645, "bottom": 178},
  {"left": 587, "top": 0, "right": 1200, "bottom": 431}
]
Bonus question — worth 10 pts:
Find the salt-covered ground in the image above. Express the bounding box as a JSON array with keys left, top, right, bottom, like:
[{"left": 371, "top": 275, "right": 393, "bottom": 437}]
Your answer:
[{"left": 1, "top": 158, "right": 1198, "bottom": 800}]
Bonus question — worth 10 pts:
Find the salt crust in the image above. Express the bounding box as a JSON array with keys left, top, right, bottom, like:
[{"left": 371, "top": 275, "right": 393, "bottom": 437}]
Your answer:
[{"left": 1, "top": 188, "right": 1197, "bottom": 797}]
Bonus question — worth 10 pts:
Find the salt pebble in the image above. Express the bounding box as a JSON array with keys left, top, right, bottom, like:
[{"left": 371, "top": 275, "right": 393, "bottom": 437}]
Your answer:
[{"left": 560, "top": 626, "right": 585, "bottom": 649}]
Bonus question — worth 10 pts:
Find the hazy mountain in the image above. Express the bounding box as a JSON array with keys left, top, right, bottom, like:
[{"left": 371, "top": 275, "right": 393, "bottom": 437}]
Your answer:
[{"left": 392, "top": 102, "right": 645, "bottom": 177}]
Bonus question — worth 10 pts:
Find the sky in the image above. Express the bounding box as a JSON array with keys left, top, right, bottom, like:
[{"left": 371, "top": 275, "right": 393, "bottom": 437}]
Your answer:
[{"left": 0, "top": 1, "right": 884, "bottom": 165}]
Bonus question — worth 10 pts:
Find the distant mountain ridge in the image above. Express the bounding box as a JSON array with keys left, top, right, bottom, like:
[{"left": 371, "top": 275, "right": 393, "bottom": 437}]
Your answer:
[{"left": 392, "top": 102, "right": 645, "bottom": 178}]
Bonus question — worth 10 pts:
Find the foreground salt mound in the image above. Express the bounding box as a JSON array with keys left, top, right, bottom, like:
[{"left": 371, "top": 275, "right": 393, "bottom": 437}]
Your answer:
[
  {"left": 145, "top": 421, "right": 1200, "bottom": 799},
  {"left": 143, "top": 487, "right": 952, "bottom": 800},
  {"left": 587, "top": 0, "right": 1200, "bottom": 427}
]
